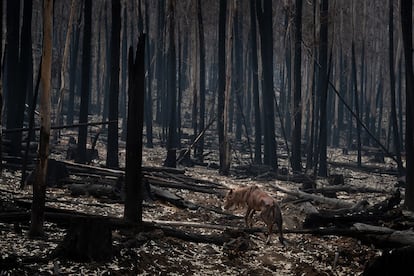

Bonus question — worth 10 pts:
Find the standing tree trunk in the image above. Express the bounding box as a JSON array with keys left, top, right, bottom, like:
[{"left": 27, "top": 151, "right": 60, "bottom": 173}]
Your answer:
[
  {"left": 250, "top": 0, "right": 261, "bottom": 164},
  {"left": 352, "top": 0, "right": 362, "bottom": 168},
  {"left": 401, "top": 0, "right": 414, "bottom": 211},
  {"left": 120, "top": 6, "right": 128, "bottom": 141},
  {"left": 55, "top": 0, "right": 76, "bottom": 140},
  {"left": 164, "top": 0, "right": 178, "bottom": 168},
  {"left": 124, "top": 35, "right": 146, "bottom": 223},
  {"left": 29, "top": 0, "right": 52, "bottom": 238},
  {"left": 67, "top": 13, "right": 81, "bottom": 126},
  {"left": 196, "top": 0, "right": 206, "bottom": 162},
  {"left": 144, "top": 0, "right": 153, "bottom": 148},
  {"left": 217, "top": 0, "right": 230, "bottom": 175},
  {"left": 292, "top": 0, "right": 303, "bottom": 173},
  {"left": 233, "top": 4, "right": 243, "bottom": 142},
  {"left": 352, "top": 42, "right": 362, "bottom": 167},
  {"left": 317, "top": 0, "right": 328, "bottom": 177},
  {"left": 21, "top": 0, "right": 34, "bottom": 130},
  {"left": 155, "top": 0, "right": 166, "bottom": 125},
  {"left": 389, "top": 0, "right": 404, "bottom": 176},
  {"left": 106, "top": 0, "right": 121, "bottom": 168},
  {"left": 257, "top": 0, "right": 277, "bottom": 171},
  {"left": 0, "top": 0, "right": 3, "bottom": 172},
  {"left": 76, "top": 0, "right": 92, "bottom": 164},
  {"left": 5, "top": 0, "right": 23, "bottom": 157}
]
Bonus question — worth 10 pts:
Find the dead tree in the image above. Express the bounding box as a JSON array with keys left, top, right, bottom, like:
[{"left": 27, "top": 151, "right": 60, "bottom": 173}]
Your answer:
[
  {"left": 29, "top": 0, "right": 53, "bottom": 238},
  {"left": 124, "top": 34, "right": 146, "bottom": 223}
]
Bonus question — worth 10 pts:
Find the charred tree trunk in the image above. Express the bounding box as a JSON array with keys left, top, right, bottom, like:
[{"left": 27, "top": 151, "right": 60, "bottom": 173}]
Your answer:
[
  {"left": 120, "top": 6, "right": 128, "bottom": 142},
  {"left": 352, "top": 42, "right": 362, "bottom": 168},
  {"left": 217, "top": 0, "right": 230, "bottom": 175},
  {"left": 29, "top": 0, "right": 53, "bottom": 238},
  {"left": 164, "top": 0, "right": 178, "bottom": 168},
  {"left": 389, "top": 0, "right": 404, "bottom": 176},
  {"left": 144, "top": 0, "right": 153, "bottom": 148},
  {"left": 292, "top": 0, "right": 303, "bottom": 173},
  {"left": 106, "top": 0, "right": 121, "bottom": 169},
  {"left": 0, "top": 0, "right": 3, "bottom": 172},
  {"left": 155, "top": 1, "right": 166, "bottom": 125},
  {"left": 55, "top": 0, "right": 76, "bottom": 141},
  {"left": 76, "top": 0, "right": 92, "bottom": 164},
  {"left": 250, "top": 0, "right": 261, "bottom": 164},
  {"left": 234, "top": 4, "right": 243, "bottom": 142},
  {"left": 317, "top": 0, "right": 329, "bottom": 177},
  {"left": 257, "top": 0, "right": 277, "bottom": 171},
  {"left": 124, "top": 35, "right": 146, "bottom": 223},
  {"left": 5, "top": 0, "right": 23, "bottom": 157},
  {"left": 67, "top": 15, "right": 81, "bottom": 126},
  {"left": 21, "top": 0, "right": 34, "bottom": 132},
  {"left": 196, "top": 0, "right": 206, "bottom": 161},
  {"left": 401, "top": 0, "right": 414, "bottom": 211}
]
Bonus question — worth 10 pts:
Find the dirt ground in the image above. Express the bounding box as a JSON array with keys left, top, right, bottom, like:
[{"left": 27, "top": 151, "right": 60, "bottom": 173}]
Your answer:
[{"left": 0, "top": 133, "right": 399, "bottom": 275}]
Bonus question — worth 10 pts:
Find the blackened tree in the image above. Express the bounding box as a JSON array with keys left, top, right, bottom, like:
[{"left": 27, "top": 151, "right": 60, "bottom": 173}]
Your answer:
[
  {"left": 257, "top": 0, "right": 277, "bottom": 171},
  {"left": 77, "top": 0, "right": 92, "bottom": 164},
  {"left": 106, "top": 0, "right": 121, "bottom": 168}
]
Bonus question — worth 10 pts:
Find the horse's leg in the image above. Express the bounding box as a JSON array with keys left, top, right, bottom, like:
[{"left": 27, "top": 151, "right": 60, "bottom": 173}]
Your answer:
[
  {"left": 249, "top": 209, "right": 256, "bottom": 228},
  {"left": 261, "top": 209, "right": 273, "bottom": 244},
  {"left": 245, "top": 208, "right": 252, "bottom": 227}
]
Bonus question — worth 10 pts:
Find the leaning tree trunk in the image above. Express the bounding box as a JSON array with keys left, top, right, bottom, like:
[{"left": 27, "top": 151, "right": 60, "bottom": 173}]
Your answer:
[
  {"left": 124, "top": 34, "right": 146, "bottom": 223},
  {"left": 29, "top": 0, "right": 53, "bottom": 238},
  {"left": 76, "top": 0, "right": 92, "bottom": 164},
  {"left": 106, "top": 0, "right": 121, "bottom": 168},
  {"left": 401, "top": 0, "right": 414, "bottom": 211}
]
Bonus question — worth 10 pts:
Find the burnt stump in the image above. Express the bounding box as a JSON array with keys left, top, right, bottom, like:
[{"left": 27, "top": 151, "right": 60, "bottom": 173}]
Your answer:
[{"left": 53, "top": 218, "right": 112, "bottom": 262}]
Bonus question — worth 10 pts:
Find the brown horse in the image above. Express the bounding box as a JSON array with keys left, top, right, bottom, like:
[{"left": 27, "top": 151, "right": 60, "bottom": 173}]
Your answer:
[{"left": 224, "top": 185, "right": 284, "bottom": 245}]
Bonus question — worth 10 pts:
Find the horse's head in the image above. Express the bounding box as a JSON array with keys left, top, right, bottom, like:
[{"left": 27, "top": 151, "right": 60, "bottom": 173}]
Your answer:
[{"left": 223, "top": 189, "right": 235, "bottom": 210}]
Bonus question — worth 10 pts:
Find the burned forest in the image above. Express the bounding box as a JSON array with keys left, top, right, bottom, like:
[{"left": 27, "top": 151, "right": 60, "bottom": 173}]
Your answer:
[{"left": 1, "top": 0, "right": 414, "bottom": 275}]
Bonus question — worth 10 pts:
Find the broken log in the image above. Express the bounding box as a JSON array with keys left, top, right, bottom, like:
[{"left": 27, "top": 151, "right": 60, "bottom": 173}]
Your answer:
[
  {"left": 303, "top": 190, "right": 402, "bottom": 228},
  {"left": 303, "top": 208, "right": 402, "bottom": 228}
]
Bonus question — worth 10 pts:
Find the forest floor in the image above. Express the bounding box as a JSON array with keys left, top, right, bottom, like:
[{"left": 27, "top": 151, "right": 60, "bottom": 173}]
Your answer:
[{"left": 0, "top": 129, "right": 402, "bottom": 275}]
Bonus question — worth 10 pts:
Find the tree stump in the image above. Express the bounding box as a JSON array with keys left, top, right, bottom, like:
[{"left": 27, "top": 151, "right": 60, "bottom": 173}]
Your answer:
[
  {"left": 53, "top": 218, "right": 112, "bottom": 262},
  {"left": 363, "top": 246, "right": 414, "bottom": 276}
]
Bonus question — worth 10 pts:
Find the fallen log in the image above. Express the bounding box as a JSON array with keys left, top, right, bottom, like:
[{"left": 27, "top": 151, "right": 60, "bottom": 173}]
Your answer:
[
  {"left": 271, "top": 184, "right": 355, "bottom": 209},
  {"left": 146, "top": 175, "right": 225, "bottom": 196},
  {"left": 303, "top": 208, "right": 402, "bottom": 228},
  {"left": 328, "top": 161, "right": 398, "bottom": 175},
  {"left": 312, "top": 185, "right": 388, "bottom": 194},
  {"left": 303, "top": 190, "right": 402, "bottom": 228}
]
